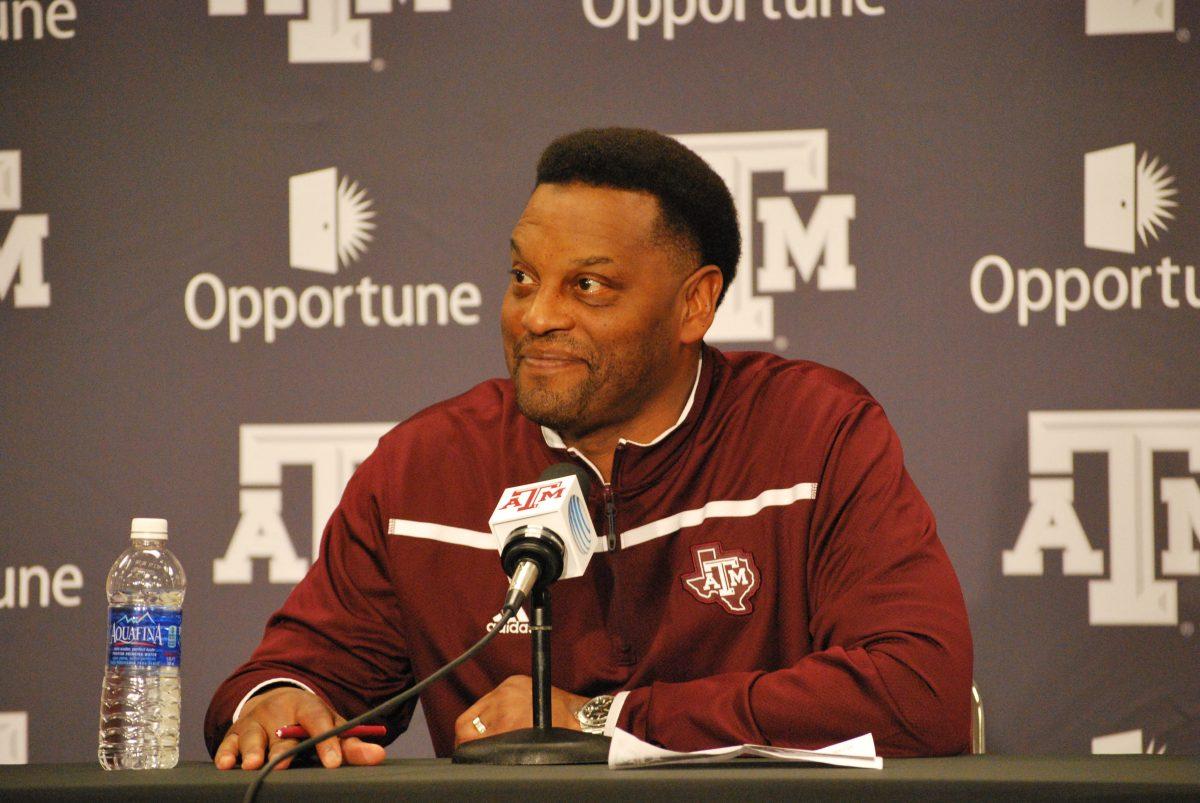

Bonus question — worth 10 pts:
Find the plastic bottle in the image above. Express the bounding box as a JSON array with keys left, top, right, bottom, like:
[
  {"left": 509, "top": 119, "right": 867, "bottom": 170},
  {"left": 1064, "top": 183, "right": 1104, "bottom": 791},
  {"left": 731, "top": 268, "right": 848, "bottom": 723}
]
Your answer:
[{"left": 98, "top": 517, "right": 186, "bottom": 769}]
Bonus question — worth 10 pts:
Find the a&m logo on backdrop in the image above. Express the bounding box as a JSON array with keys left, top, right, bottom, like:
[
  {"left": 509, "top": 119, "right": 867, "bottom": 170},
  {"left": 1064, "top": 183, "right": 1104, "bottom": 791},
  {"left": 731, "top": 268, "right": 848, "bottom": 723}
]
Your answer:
[
  {"left": 676, "top": 130, "right": 857, "bottom": 344},
  {"left": 1086, "top": 0, "right": 1175, "bottom": 35},
  {"left": 0, "top": 712, "right": 27, "bottom": 765},
  {"left": 1002, "top": 411, "right": 1200, "bottom": 626},
  {"left": 213, "top": 423, "right": 393, "bottom": 584},
  {"left": 0, "top": 151, "right": 50, "bottom": 311},
  {"left": 207, "top": 0, "right": 452, "bottom": 63},
  {"left": 971, "top": 143, "right": 1193, "bottom": 327},
  {"left": 1092, "top": 728, "right": 1167, "bottom": 755}
]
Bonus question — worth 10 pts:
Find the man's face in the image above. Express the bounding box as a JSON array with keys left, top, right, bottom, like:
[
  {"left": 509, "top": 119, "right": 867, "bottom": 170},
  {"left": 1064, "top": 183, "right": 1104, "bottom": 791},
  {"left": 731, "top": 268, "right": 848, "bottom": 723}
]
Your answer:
[{"left": 501, "top": 182, "right": 692, "bottom": 441}]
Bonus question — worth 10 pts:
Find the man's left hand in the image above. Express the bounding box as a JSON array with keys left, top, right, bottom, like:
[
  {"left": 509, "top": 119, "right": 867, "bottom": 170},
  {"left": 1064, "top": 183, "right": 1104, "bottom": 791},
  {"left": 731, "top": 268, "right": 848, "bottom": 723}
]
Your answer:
[{"left": 453, "top": 675, "right": 587, "bottom": 747}]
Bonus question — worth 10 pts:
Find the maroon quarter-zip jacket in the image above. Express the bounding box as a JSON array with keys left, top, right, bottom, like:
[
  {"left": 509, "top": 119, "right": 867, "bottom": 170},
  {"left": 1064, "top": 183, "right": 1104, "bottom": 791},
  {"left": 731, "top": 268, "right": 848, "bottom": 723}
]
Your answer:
[{"left": 205, "top": 346, "right": 972, "bottom": 757}]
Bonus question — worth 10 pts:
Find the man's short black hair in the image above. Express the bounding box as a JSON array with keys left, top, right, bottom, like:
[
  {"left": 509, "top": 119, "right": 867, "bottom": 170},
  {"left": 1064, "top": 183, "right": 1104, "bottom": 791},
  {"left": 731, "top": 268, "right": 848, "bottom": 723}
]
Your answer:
[{"left": 535, "top": 127, "right": 740, "bottom": 306}]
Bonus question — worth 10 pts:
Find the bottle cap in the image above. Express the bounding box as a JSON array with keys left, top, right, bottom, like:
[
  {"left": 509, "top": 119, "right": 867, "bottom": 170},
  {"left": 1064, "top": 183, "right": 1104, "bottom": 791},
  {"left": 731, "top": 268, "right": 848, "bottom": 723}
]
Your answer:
[{"left": 130, "top": 517, "right": 168, "bottom": 540}]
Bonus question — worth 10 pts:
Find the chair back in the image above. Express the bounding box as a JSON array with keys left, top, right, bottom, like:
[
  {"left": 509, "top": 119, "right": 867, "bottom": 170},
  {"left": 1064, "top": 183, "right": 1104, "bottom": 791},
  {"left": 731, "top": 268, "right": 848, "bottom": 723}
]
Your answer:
[{"left": 970, "top": 682, "right": 985, "bottom": 755}]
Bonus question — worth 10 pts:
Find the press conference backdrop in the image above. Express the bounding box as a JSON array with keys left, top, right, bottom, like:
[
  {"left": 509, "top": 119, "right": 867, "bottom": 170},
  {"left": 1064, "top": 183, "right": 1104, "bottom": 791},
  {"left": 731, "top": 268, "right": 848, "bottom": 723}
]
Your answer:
[{"left": 1, "top": 0, "right": 1197, "bottom": 765}]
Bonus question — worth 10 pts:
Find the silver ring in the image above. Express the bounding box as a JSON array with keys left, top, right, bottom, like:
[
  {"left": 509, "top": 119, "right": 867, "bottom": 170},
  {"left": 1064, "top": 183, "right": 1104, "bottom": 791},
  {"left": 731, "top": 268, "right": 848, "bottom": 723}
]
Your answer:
[{"left": 471, "top": 716, "right": 486, "bottom": 734}]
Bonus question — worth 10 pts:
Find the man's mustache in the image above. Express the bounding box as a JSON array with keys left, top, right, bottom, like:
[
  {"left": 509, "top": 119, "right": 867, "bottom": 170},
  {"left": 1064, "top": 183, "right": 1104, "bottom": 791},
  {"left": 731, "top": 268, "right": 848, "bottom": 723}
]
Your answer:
[{"left": 512, "top": 336, "right": 596, "bottom": 368}]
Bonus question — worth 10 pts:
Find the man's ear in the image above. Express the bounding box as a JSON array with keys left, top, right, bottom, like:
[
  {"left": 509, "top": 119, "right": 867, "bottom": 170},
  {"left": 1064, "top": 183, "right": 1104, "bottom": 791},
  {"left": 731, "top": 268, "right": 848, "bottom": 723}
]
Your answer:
[{"left": 679, "top": 265, "right": 724, "bottom": 345}]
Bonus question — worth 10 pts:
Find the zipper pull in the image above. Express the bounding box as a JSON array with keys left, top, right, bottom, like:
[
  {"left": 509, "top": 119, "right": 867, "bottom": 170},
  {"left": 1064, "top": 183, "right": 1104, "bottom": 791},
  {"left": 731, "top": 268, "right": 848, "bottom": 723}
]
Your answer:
[{"left": 604, "top": 485, "right": 617, "bottom": 551}]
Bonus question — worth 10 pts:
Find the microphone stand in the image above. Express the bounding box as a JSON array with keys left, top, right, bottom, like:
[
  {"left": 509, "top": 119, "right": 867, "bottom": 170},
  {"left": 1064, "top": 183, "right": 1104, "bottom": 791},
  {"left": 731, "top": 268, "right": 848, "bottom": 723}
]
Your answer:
[{"left": 452, "top": 586, "right": 610, "bottom": 764}]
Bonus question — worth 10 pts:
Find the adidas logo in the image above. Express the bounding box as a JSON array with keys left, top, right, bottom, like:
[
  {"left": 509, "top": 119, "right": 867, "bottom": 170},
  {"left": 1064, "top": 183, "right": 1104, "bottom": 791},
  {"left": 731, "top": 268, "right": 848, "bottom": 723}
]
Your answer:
[{"left": 487, "top": 607, "right": 530, "bottom": 635}]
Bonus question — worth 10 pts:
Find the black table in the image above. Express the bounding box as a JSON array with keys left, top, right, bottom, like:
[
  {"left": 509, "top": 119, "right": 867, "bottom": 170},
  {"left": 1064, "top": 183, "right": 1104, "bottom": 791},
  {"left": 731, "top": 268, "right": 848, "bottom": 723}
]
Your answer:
[{"left": 2, "top": 756, "right": 1199, "bottom": 801}]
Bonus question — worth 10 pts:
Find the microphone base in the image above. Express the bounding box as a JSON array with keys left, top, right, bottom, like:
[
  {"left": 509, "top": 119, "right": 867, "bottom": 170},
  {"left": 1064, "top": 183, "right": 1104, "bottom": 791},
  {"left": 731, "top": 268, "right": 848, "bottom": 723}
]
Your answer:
[{"left": 451, "top": 727, "right": 610, "bottom": 765}]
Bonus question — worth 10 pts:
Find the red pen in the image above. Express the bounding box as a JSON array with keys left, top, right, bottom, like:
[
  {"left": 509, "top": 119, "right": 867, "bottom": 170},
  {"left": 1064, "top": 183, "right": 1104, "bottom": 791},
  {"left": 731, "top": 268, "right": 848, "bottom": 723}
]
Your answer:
[{"left": 274, "top": 724, "right": 387, "bottom": 740}]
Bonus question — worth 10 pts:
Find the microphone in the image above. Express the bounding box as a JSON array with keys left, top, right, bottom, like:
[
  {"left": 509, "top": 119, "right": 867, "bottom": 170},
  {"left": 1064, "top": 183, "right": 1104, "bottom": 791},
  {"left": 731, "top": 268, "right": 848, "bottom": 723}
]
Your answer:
[
  {"left": 488, "top": 463, "right": 596, "bottom": 614},
  {"left": 455, "top": 462, "right": 610, "bottom": 766}
]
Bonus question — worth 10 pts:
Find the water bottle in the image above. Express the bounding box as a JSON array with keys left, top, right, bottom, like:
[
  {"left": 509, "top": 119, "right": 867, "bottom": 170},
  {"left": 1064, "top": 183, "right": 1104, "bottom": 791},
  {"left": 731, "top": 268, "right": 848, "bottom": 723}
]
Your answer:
[{"left": 98, "top": 517, "right": 186, "bottom": 770}]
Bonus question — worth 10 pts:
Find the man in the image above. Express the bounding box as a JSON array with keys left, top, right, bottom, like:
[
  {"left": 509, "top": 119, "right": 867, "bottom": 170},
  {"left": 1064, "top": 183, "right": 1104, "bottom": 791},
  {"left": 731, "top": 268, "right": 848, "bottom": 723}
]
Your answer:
[{"left": 205, "top": 127, "right": 972, "bottom": 771}]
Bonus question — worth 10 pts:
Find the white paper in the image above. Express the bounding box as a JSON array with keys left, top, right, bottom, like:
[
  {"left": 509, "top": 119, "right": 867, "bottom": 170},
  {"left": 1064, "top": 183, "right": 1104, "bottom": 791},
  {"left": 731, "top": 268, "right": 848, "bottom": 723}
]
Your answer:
[{"left": 608, "top": 728, "right": 883, "bottom": 770}]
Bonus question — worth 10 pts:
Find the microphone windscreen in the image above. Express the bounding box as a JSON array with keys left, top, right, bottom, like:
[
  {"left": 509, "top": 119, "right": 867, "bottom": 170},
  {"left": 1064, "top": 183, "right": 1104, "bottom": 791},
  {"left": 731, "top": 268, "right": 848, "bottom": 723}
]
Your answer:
[{"left": 538, "top": 462, "right": 592, "bottom": 497}]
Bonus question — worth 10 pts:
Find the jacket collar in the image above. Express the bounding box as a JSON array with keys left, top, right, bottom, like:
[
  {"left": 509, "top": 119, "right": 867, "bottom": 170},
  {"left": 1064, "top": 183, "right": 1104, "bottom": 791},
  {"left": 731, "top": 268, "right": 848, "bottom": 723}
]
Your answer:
[{"left": 538, "top": 345, "right": 723, "bottom": 494}]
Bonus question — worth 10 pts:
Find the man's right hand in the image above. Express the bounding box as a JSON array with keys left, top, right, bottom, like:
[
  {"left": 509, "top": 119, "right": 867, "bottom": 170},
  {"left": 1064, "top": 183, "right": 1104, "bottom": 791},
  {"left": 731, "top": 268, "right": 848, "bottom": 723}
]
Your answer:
[{"left": 213, "top": 686, "right": 387, "bottom": 770}]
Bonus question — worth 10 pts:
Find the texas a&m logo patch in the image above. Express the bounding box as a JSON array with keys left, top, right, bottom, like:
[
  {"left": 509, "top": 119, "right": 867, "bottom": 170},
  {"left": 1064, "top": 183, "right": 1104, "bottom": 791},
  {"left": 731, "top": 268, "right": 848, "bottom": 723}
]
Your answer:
[{"left": 681, "top": 542, "right": 760, "bottom": 615}]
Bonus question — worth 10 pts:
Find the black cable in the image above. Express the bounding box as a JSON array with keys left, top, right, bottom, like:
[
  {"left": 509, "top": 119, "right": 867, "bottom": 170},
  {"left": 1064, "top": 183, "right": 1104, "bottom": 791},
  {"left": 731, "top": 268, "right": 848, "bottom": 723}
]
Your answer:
[{"left": 243, "top": 602, "right": 520, "bottom": 803}]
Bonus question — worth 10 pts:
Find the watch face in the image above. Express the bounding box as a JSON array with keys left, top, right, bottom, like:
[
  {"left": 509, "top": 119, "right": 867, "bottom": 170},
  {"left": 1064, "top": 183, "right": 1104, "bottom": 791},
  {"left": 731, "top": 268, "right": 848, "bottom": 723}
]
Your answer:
[{"left": 578, "top": 694, "right": 614, "bottom": 731}]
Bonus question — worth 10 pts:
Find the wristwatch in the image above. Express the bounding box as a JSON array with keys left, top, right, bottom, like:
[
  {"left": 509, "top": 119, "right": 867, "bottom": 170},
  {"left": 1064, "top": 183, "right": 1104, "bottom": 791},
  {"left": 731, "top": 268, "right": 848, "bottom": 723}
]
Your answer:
[{"left": 576, "top": 694, "right": 615, "bottom": 734}]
